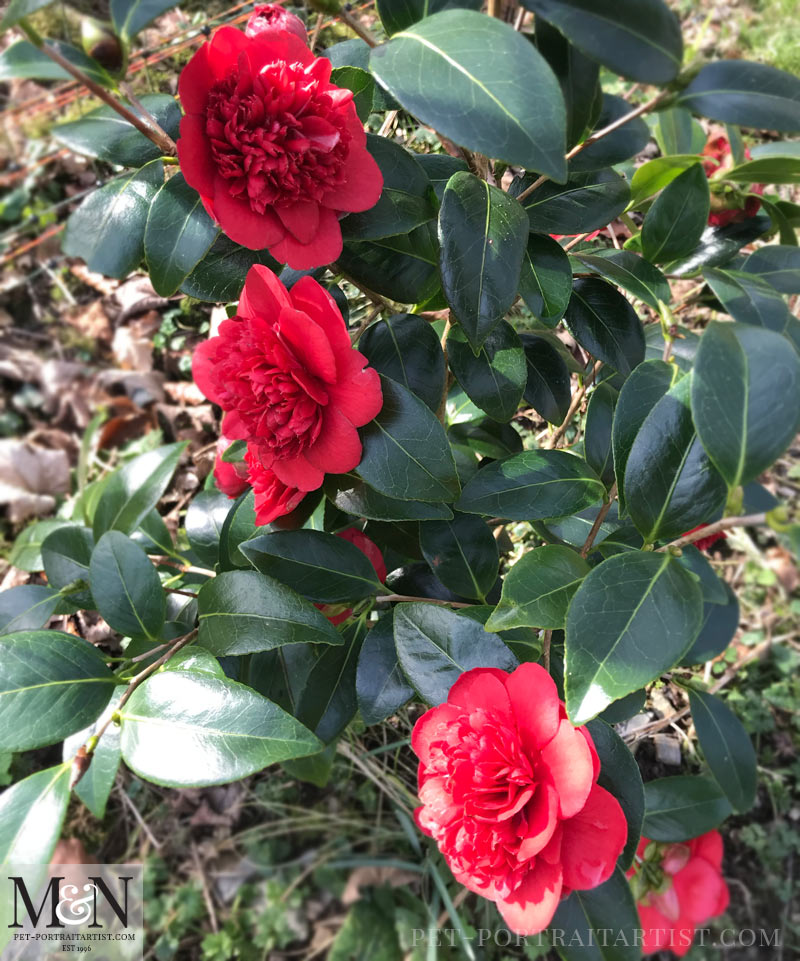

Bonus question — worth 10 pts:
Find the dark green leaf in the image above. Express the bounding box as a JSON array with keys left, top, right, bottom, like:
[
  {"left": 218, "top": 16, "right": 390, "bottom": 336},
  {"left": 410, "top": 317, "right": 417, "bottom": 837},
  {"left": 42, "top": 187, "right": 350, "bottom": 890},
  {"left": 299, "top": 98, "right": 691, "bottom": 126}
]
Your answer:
[
  {"left": 41, "top": 525, "right": 94, "bottom": 608},
  {"left": 357, "top": 376, "right": 461, "bottom": 502},
  {"left": 393, "top": 602, "right": 517, "bottom": 705},
  {"left": 111, "top": 0, "right": 178, "bottom": 41},
  {"left": 612, "top": 359, "right": 675, "bottom": 512},
  {"left": 587, "top": 720, "right": 644, "bottom": 869},
  {"left": 343, "top": 135, "right": 434, "bottom": 240},
  {"left": 642, "top": 775, "right": 732, "bottom": 842},
  {"left": 668, "top": 216, "right": 772, "bottom": 276},
  {"left": 448, "top": 417, "right": 522, "bottom": 460},
  {"left": 542, "top": 503, "right": 625, "bottom": 550},
  {"left": 641, "top": 164, "right": 709, "bottom": 264},
  {"left": 677, "top": 545, "right": 728, "bottom": 606},
  {"left": 629, "top": 154, "right": 699, "bottom": 207},
  {"left": 0, "top": 631, "right": 116, "bottom": 751},
  {"left": 513, "top": 170, "right": 630, "bottom": 235},
  {"left": 338, "top": 224, "right": 442, "bottom": 305},
  {"left": 598, "top": 688, "right": 646, "bottom": 724},
  {"left": 119, "top": 670, "right": 322, "bottom": 786},
  {"left": 572, "top": 250, "right": 671, "bottom": 311},
  {"left": 359, "top": 314, "right": 445, "bottom": 412},
  {"left": 691, "top": 321, "right": 800, "bottom": 487},
  {"left": 565, "top": 278, "right": 646, "bottom": 375},
  {"left": 1, "top": 0, "right": 55, "bottom": 31},
  {"left": 681, "top": 583, "right": 740, "bottom": 665},
  {"left": 197, "top": 569, "right": 342, "bottom": 654},
  {"left": 63, "top": 162, "right": 164, "bottom": 280},
  {"left": 295, "top": 622, "right": 365, "bottom": 743},
  {"left": 415, "top": 153, "right": 470, "bottom": 202},
  {"left": 570, "top": 94, "right": 651, "bottom": 173},
  {"left": 677, "top": 61, "right": 800, "bottom": 133},
  {"left": 219, "top": 490, "right": 266, "bottom": 571},
  {"left": 145, "top": 172, "right": 219, "bottom": 296},
  {"left": 486, "top": 544, "right": 590, "bottom": 631},
  {"left": 8, "top": 519, "right": 72, "bottom": 572},
  {"left": 89, "top": 531, "right": 166, "bottom": 640},
  {"left": 63, "top": 693, "right": 122, "bottom": 819},
  {"left": 624, "top": 376, "right": 727, "bottom": 543},
  {"left": 53, "top": 94, "right": 180, "bottom": 165},
  {"left": 0, "top": 765, "right": 71, "bottom": 869},
  {"left": 330, "top": 65, "right": 375, "bottom": 122},
  {"left": 742, "top": 245, "right": 800, "bottom": 293},
  {"left": 584, "top": 382, "right": 617, "bottom": 488},
  {"left": 457, "top": 449, "right": 604, "bottom": 520},
  {"left": 447, "top": 322, "right": 526, "bottom": 422},
  {"left": 439, "top": 171, "right": 529, "bottom": 350},
  {"left": 329, "top": 896, "right": 403, "bottom": 961},
  {"left": 727, "top": 154, "right": 800, "bottom": 185},
  {"left": 520, "top": 333, "right": 571, "bottom": 425},
  {"left": 704, "top": 268, "right": 794, "bottom": 337},
  {"left": 0, "top": 585, "right": 61, "bottom": 635},
  {"left": 325, "top": 475, "right": 453, "bottom": 521},
  {"left": 689, "top": 688, "right": 756, "bottom": 813},
  {"left": 0, "top": 39, "right": 112, "bottom": 85},
  {"left": 241, "top": 530, "right": 383, "bottom": 603},
  {"left": 369, "top": 10, "right": 567, "bottom": 179},
  {"left": 93, "top": 442, "right": 185, "bottom": 539},
  {"left": 185, "top": 489, "right": 232, "bottom": 568},
  {"left": 518, "top": 233, "right": 573, "bottom": 326},
  {"left": 549, "top": 867, "right": 642, "bottom": 961},
  {"left": 181, "top": 236, "right": 280, "bottom": 302},
  {"left": 653, "top": 107, "right": 702, "bottom": 156},
  {"left": 376, "top": 0, "right": 481, "bottom": 36},
  {"left": 356, "top": 612, "right": 414, "bottom": 725},
  {"left": 523, "top": 0, "right": 683, "bottom": 84},
  {"left": 419, "top": 511, "right": 498, "bottom": 601},
  {"left": 565, "top": 551, "right": 703, "bottom": 723}
]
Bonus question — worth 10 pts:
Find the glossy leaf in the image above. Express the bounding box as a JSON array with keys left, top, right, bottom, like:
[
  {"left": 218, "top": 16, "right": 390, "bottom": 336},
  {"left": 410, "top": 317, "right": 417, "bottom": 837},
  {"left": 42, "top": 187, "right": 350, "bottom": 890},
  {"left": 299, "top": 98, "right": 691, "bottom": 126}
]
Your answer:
[
  {"left": 357, "top": 376, "right": 461, "bottom": 502},
  {"left": 570, "top": 94, "right": 651, "bottom": 173},
  {"left": 330, "top": 65, "right": 375, "bottom": 122},
  {"left": 513, "top": 170, "right": 630, "bottom": 235},
  {"left": 93, "top": 442, "right": 185, "bottom": 539},
  {"left": 641, "top": 163, "right": 710, "bottom": 264},
  {"left": 668, "top": 215, "right": 772, "bottom": 276},
  {"left": 0, "top": 39, "right": 111, "bottom": 85},
  {"left": 457, "top": 449, "right": 604, "bottom": 520},
  {"left": 727, "top": 154, "right": 800, "bottom": 185},
  {"left": 681, "top": 583, "right": 740, "bottom": 665},
  {"left": 356, "top": 613, "right": 414, "bottom": 726},
  {"left": 518, "top": 233, "right": 573, "bottom": 327},
  {"left": 359, "top": 314, "right": 445, "bottom": 412},
  {"left": 0, "top": 585, "right": 61, "bottom": 635},
  {"left": 344, "top": 136, "right": 434, "bottom": 240},
  {"left": 0, "top": 765, "right": 71, "bottom": 867},
  {"left": 565, "top": 278, "right": 646, "bottom": 375},
  {"left": 584, "top": 382, "right": 617, "bottom": 488},
  {"left": 629, "top": 154, "right": 699, "bottom": 207},
  {"left": 486, "top": 544, "right": 590, "bottom": 631},
  {"left": 653, "top": 107, "right": 703, "bottom": 156},
  {"left": 439, "top": 172, "right": 529, "bottom": 349},
  {"left": 572, "top": 250, "right": 670, "bottom": 311},
  {"left": 691, "top": 322, "right": 800, "bottom": 488},
  {"left": 295, "top": 622, "right": 365, "bottom": 743},
  {"left": 520, "top": 333, "right": 571, "bottom": 425},
  {"left": 446, "top": 322, "right": 526, "bottom": 423},
  {"left": 624, "top": 377, "right": 727, "bottom": 543},
  {"left": 522, "top": 0, "right": 683, "bottom": 85},
  {"left": 677, "top": 545, "right": 728, "bottom": 606},
  {"left": 393, "top": 602, "right": 517, "bottom": 705},
  {"left": 415, "top": 153, "right": 470, "bottom": 201},
  {"left": 419, "top": 512, "right": 499, "bottom": 601},
  {"left": 198, "top": 569, "right": 341, "bottom": 654},
  {"left": 742, "top": 245, "right": 800, "bottom": 293},
  {"left": 325, "top": 475, "right": 453, "bottom": 521},
  {"left": 0, "top": 631, "right": 116, "bottom": 751},
  {"left": 369, "top": 10, "right": 567, "bottom": 179},
  {"left": 53, "top": 94, "right": 180, "bottom": 166},
  {"left": 119, "top": 670, "right": 321, "bottom": 787},
  {"left": 704, "top": 268, "right": 794, "bottom": 337},
  {"left": 62, "top": 162, "right": 164, "bottom": 280},
  {"left": 241, "top": 530, "right": 384, "bottom": 603},
  {"left": 565, "top": 551, "right": 703, "bottom": 723},
  {"left": 63, "top": 694, "right": 122, "bottom": 819},
  {"left": 111, "top": 0, "right": 178, "bottom": 41},
  {"left": 8, "top": 519, "right": 72, "bottom": 572},
  {"left": 642, "top": 775, "right": 732, "bottom": 842},
  {"left": 185, "top": 489, "right": 232, "bottom": 568},
  {"left": 338, "top": 225, "right": 442, "bottom": 306},
  {"left": 376, "top": 0, "right": 481, "bottom": 35},
  {"left": 677, "top": 61, "right": 800, "bottom": 133},
  {"left": 41, "top": 525, "right": 94, "bottom": 609},
  {"left": 689, "top": 688, "right": 757, "bottom": 813},
  {"left": 181, "top": 236, "right": 280, "bottom": 302},
  {"left": 90, "top": 531, "right": 166, "bottom": 640},
  {"left": 145, "top": 172, "right": 219, "bottom": 296}
]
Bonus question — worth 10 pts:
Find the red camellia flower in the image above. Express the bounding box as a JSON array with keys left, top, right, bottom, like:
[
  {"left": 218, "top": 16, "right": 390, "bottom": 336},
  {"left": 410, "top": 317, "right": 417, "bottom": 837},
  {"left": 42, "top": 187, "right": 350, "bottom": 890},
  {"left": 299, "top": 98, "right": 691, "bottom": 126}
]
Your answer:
[
  {"left": 412, "top": 663, "right": 628, "bottom": 935},
  {"left": 702, "top": 135, "right": 764, "bottom": 228},
  {"left": 245, "top": 3, "right": 308, "bottom": 44},
  {"left": 177, "top": 26, "right": 383, "bottom": 268},
  {"left": 627, "top": 832, "right": 729, "bottom": 956},
  {"left": 245, "top": 445, "right": 306, "bottom": 525},
  {"left": 318, "top": 528, "right": 387, "bottom": 625},
  {"left": 213, "top": 437, "right": 250, "bottom": 498},
  {"left": 683, "top": 524, "right": 727, "bottom": 553},
  {"left": 194, "top": 265, "right": 382, "bottom": 515}
]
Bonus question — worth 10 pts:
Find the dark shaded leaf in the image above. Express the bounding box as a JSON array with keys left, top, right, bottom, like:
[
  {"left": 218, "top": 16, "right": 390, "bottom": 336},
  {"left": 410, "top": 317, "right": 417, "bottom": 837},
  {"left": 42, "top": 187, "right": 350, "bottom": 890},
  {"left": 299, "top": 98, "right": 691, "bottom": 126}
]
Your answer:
[
  {"left": 359, "top": 314, "right": 445, "bottom": 412},
  {"left": 512, "top": 170, "right": 630, "bottom": 235},
  {"left": 356, "top": 611, "right": 414, "bottom": 725},
  {"left": 89, "top": 531, "right": 166, "bottom": 640},
  {"left": 520, "top": 333, "right": 572, "bottom": 424},
  {"left": 641, "top": 163, "right": 709, "bottom": 264},
  {"left": 689, "top": 688, "right": 757, "bottom": 813},
  {"left": 518, "top": 233, "right": 573, "bottom": 327},
  {"left": 447, "top": 322, "right": 526, "bottom": 422},
  {"left": 420, "top": 511, "right": 499, "bottom": 601},
  {"left": 642, "top": 775, "right": 732, "bottom": 842},
  {"left": 565, "top": 278, "right": 646, "bottom": 375}
]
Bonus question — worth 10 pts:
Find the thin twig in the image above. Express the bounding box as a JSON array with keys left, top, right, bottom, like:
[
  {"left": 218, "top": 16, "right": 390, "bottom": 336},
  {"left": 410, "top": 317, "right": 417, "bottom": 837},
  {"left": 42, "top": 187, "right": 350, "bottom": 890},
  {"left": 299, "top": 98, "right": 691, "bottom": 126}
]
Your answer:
[
  {"left": 117, "top": 784, "right": 162, "bottom": 850},
  {"left": 546, "top": 360, "right": 602, "bottom": 449},
  {"left": 375, "top": 593, "right": 474, "bottom": 609},
  {"left": 337, "top": 6, "right": 379, "bottom": 46},
  {"left": 349, "top": 304, "right": 382, "bottom": 344},
  {"left": 542, "top": 630, "right": 552, "bottom": 673},
  {"left": 581, "top": 483, "right": 617, "bottom": 557},
  {"left": 191, "top": 843, "right": 219, "bottom": 934},
  {"left": 658, "top": 513, "right": 769, "bottom": 552}
]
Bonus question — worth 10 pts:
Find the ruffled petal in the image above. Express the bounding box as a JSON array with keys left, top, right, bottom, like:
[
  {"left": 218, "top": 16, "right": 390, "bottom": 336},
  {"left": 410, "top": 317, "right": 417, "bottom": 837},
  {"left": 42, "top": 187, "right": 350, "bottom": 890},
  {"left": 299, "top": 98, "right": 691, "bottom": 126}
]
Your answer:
[
  {"left": 275, "top": 200, "right": 320, "bottom": 246},
  {"left": 495, "top": 860, "right": 563, "bottom": 936},
  {"left": 560, "top": 783, "right": 627, "bottom": 891},
  {"left": 278, "top": 307, "right": 337, "bottom": 384},
  {"left": 540, "top": 719, "right": 594, "bottom": 818},
  {"left": 271, "top": 453, "right": 324, "bottom": 492},
  {"left": 412, "top": 702, "right": 461, "bottom": 766},
  {"left": 289, "top": 276, "right": 352, "bottom": 357},
  {"left": 212, "top": 177, "right": 285, "bottom": 250},
  {"left": 238, "top": 264, "right": 292, "bottom": 319},
  {"left": 303, "top": 405, "right": 363, "bottom": 475},
  {"left": 447, "top": 668, "right": 513, "bottom": 720},
  {"left": 193, "top": 337, "right": 225, "bottom": 405},
  {"left": 505, "top": 662, "right": 561, "bottom": 754},
  {"left": 268, "top": 205, "right": 343, "bottom": 270},
  {"left": 177, "top": 114, "right": 216, "bottom": 198}
]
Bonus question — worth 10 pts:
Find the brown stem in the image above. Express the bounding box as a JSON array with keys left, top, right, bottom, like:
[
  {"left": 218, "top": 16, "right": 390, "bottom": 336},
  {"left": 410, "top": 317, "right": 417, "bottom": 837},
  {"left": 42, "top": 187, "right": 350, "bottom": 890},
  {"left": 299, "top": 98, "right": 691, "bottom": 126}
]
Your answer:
[
  {"left": 658, "top": 513, "right": 769, "bottom": 552},
  {"left": 580, "top": 483, "right": 617, "bottom": 557},
  {"left": 337, "top": 7, "right": 379, "bottom": 47},
  {"left": 542, "top": 629, "right": 552, "bottom": 673},
  {"left": 436, "top": 316, "right": 454, "bottom": 424},
  {"left": 18, "top": 20, "right": 177, "bottom": 156},
  {"left": 349, "top": 304, "right": 382, "bottom": 344},
  {"left": 375, "top": 593, "right": 474, "bottom": 609},
  {"left": 546, "top": 360, "right": 602, "bottom": 450}
]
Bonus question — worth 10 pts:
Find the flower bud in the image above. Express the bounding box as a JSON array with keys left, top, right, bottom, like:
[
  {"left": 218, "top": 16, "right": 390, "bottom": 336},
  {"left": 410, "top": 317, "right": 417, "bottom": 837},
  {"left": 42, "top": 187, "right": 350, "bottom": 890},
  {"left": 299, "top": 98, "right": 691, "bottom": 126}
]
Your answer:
[
  {"left": 81, "top": 17, "right": 127, "bottom": 75},
  {"left": 245, "top": 4, "right": 308, "bottom": 44}
]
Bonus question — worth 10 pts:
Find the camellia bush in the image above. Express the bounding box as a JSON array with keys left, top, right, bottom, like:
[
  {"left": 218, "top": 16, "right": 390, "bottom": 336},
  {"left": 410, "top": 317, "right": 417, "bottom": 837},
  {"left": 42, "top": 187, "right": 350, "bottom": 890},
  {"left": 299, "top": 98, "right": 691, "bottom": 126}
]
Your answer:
[{"left": 1, "top": 0, "right": 800, "bottom": 954}]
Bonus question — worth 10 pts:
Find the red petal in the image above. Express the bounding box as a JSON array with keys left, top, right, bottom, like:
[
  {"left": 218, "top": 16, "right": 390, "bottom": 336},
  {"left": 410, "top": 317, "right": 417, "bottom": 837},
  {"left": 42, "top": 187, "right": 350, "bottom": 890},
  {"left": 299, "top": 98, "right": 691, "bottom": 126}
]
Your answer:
[
  {"left": 192, "top": 337, "right": 224, "bottom": 405},
  {"left": 517, "top": 783, "right": 559, "bottom": 861},
  {"left": 578, "top": 725, "right": 601, "bottom": 781},
  {"left": 248, "top": 31, "right": 316, "bottom": 70},
  {"left": 207, "top": 25, "right": 251, "bottom": 78},
  {"left": 268, "top": 206, "right": 343, "bottom": 269},
  {"left": 337, "top": 528, "right": 387, "bottom": 582},
  {"left": 673, "top": 859, "right": 729, "bottom": 923},
  {"left": 275, "top": 200, "right": 320, "bottom": 246},
  {"left": 412, "top": 702, "right": 461, "bottom": 765},
  {"left": 691, "top": 830, "right": 724, "bottom": 871},
  {"left": 495, "top": 860, "right": 563, "bottom": 936},
  {"left": 212, "top": 176, "right": 285, "bottom": 250},
  {"left": 177, "top": 43, "right": 214, "bottom": 115},
  {"left": 271, "top": 453, "right": 324, "bottom": 492},
  {"left": 327, "top": 353, "right": 383, "bottom": 426},
  {"left": 277, "top": 307, "right": 337, "bottom": 383},
  {"left": 322, "top": 138, "right": 384, "bottom": 213},
  {"left": 304, "top": 406, "right": 363, "bottom": 475},
  {"left": 638, "top": 904, "right": 680, "bottom": 955},
  {"left": 289, "top": 276, "right": 352, "bottom": 357},
  {"left": 560, "top": 783, "right": 627, "bottom": 891},
  {"left": 238, "top": 264, "right": 292, "bottom": 319},
  {"left": 177, "top": 114, "right": 216, "bottom": 198},
  {"left": 540, "top": 719, "right": 594, "bottom": 818},
  {"left": 447, "top": 668, "right": 512, "bottom": 719},
  {"left": 505, "top": 662, "right": 560, "bottom": 753}
]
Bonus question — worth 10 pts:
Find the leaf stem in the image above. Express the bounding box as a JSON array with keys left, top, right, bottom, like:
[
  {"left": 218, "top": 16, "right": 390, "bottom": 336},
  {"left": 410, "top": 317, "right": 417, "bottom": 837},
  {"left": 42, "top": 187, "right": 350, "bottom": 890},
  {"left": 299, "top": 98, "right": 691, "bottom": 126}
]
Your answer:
[
  {"left": 657, "top": 513, "right": 768, "bottom": 552},
  {"left": 336, "top": 6, "right": 379, "bottom": 47},
  {"left": 580, "top": 482, "right": 618, "bottom": 557},
  {"left": 546, "top": 360, "right": 602, "bottom": 450},
  {"left": 17, "top": 18, "right": 177, "bottom": 156},
  {"left": 375, "top": 593, "right": 474, "bottom": 609}
]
